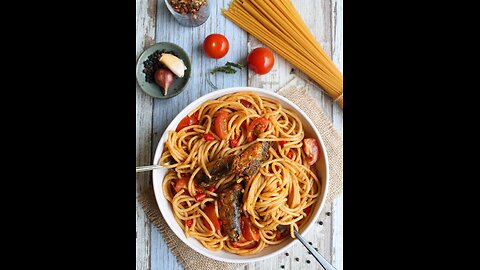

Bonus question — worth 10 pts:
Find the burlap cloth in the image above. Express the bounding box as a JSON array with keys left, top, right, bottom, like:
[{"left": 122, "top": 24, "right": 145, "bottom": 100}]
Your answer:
[{"left": 138, "top": 81, "right": 343, "bottom": 269}]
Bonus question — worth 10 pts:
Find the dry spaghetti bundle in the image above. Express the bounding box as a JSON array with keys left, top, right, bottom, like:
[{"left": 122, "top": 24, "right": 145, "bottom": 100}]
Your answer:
[{"left": 222, "top": 0, "right": 343, "bottom": 108}]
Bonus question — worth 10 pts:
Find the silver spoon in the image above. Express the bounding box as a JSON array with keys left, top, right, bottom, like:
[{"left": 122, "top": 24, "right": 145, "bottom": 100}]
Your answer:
[
  {"left": 136, "top": 165, "right": 162, "bottom": 172},
  {"left": 293, "top": 229, "right": 337, "bottom": 270}
]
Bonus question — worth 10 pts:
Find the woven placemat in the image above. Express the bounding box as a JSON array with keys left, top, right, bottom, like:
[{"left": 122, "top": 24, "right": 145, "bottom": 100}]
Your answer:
[{"left": 138, "top": 82, "right": 343, "bottom": 269}]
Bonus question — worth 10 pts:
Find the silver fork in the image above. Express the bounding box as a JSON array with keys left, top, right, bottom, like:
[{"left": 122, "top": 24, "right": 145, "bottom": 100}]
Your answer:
[
  {"left": 136, "top": 165, "right": 162, "bottom": 172},
  {"left": 293, "top": 229, "right": 337, "bottom": 270}
]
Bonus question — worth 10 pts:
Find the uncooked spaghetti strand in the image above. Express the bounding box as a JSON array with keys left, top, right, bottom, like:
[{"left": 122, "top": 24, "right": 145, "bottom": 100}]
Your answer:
[
  {"left": 228, "top": 2, "right": 337, "bottom": 79},
  {"left": 247, "top": 0, "right": 340, "bottom": 79},
  {"left": 223, "top": 9, "right": 341, "bottom": 96},
  {"left": 227, "top": 1, "right": 341, "bottom": 81},
  {"left": 274, "top": 0, "right": 342, "bottom": 80}
]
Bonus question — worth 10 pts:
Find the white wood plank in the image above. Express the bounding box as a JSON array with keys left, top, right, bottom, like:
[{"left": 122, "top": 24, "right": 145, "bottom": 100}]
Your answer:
[
  {"left": 151, "top": 0, "right": 248, "bottom": 150},
  {"left": 246, "top": 0, "right": 337, "bottom": 269},
  {"left": 151, "top": 224, "right": 184, "bottom": 270},
  {"left": 331, "top": 0, "right": 344, "bottom": 137},
  {"left": 136, "top": 0, "right": 342, "bottom": 269},
  {"left": 136, "top": 0, "right": 157, "bottom": 269},
  {"left": 331, "top": 195, "right": 343, "bottom": 270},
  {"left": 149, "top": 1, "right": 248, "bottom": 270},
  {"left": 331, "top": 0, "right": 343, "bottom": 269}
]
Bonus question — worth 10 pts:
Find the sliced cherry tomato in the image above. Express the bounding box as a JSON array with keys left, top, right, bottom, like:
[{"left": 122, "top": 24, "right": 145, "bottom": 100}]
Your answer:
[
  {"left": 247, "top": 47, "right": 275, "bottom": 75},
  {"left": 194, "top": 185, "right": 203, "bottom": 193},
  {"left": 204, "top": 133, "right": 214, "bottom": 141},
  {"left": 278, "top": 140, "right": 286, "bottom": 147},
  {"left": 203, "top": 34, "right": 229, "bottom": 59},
  {"left": 239, "top": 99, "right": 251, "bottom": 108},
  {"left": 176, "top": 116, "right": 199, "bottom": 132},
  {"left": 303, "top": 138, "right": 320, "bottom": 165},
  {"left": 214, "top": 111, "right": 229, "bottom": 140},
  {"left": 304, "top": 206, "right": 311, "bottom": 216},
  {"left": 192, "top": 111, "right": 199, "bottom": 119},
  {"left": 232, "top": 241, "right": 258, "bottom": 249},
  {"left": 208, "top": 186, "right": 215, "bottom": 193},
  {"left": 195, "top": 193, "right": 206, "bottom": 201},
  {"left": 174, "top": 177, "right": 189, "bottom": 193},
  {"left": 232, "top": 236, "right": 259, "bottom": 249},
  {"left": 241, "top": 216, "right": 260, "bottom": 241},
  {"left": 246, "top": 117, "right": 269, "bottom": 142},
  {"left": 286, "top": 150, "right": 294, "bottom": 159},
  {"left": 185, "top": 219, "right": 193, "bottom": 227},
  {"left": 230, "top": 135, "right": 239, "bottom": 147},
  {"left": 202, "top": 203, "right": 221, "bottom": 231}
]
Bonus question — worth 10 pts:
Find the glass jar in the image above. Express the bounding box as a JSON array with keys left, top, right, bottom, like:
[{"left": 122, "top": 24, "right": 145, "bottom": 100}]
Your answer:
[{"left": 165, "top": 0, "right": 210, "bottom": 27}]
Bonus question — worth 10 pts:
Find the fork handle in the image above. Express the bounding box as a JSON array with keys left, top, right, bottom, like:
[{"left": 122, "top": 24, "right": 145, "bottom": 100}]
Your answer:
[
  {"left": 136, "top": 165, "right": 162, "bottom": 172},
  {"left": 294, "top": 230, "right": 337, "bottom": 270}
]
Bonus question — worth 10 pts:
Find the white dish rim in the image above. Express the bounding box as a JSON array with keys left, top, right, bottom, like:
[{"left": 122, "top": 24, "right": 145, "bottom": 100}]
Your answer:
[{"left": 151, "top": 86, "right": 330, "bottom": 263}]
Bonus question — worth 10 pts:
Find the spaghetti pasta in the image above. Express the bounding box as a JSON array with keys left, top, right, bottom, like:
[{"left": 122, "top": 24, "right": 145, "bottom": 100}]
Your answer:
[
  {"left": 160, "top": 92, "right": 321, "bottom": 255},
  {"left": 222, "top": 0, "right": 343, "bottom": 108}
]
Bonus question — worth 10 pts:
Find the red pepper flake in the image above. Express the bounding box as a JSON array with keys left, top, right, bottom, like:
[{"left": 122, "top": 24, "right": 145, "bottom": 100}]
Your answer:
[
  {"left": 239, "top": 99, "right": 251, "bottom": 108},
  {"left": 185, "top": 219, "right": 193, "bottom": 227},
  {"left": 167, "top": 0, "right": 207, "bottom": 14},
  {"left": 204, "top": 133, "right": 214, "bottom": 141},
  {"left": 208, "top": 186, "right": 215, "bottom": 193},
  {"left": 278, "top": 140, "right": 286, "bottom": 147},
  {"left": 230, "top": 135, "right": 239, "bottom": 147},
  {"left": 195, "top": 193, "right": 206, "bottom": 201},
  {"left": 241, "top": 121, "right": 247, "bottom": 129},
  {"left": 287, "top": 150, "right": 294, "bottom": 159}
]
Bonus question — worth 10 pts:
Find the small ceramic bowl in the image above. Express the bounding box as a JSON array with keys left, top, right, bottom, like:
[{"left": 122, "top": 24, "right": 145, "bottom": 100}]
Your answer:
[{"left": 136, "top": 42, "right": 191, "bottom": 99}]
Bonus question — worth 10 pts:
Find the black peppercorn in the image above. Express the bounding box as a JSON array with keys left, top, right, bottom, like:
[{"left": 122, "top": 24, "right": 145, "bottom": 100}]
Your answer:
[{"left": 142, "top": 49, "right": 178, "bottom": 83}]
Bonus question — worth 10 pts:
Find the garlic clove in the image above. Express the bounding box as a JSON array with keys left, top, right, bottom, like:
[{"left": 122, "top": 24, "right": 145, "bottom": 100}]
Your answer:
[{"left": 159, "top": 53, "right": 187, "bottom": 78}]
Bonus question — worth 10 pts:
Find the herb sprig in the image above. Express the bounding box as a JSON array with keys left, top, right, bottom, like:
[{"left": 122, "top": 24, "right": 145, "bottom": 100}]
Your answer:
[{"left": 209, "top": 62, "right": 245, "bottom": 74}]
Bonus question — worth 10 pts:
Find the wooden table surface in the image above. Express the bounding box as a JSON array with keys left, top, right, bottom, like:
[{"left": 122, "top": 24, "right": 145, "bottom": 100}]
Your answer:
[{"left": 136, "top": 0, "right": 343, "bottom": 269}]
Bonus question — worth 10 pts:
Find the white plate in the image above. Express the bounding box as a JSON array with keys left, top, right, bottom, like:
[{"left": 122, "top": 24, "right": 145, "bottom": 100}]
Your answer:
[{"left": 152, "top": 87, "right": 329, "bottom": 263}]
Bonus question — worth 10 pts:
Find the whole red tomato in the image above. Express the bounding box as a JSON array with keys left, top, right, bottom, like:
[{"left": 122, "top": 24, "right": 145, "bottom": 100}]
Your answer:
[
  {"left": 203, "top": 34, "right": 229, "bottom": 59},
  {"left": 247, "top": 48, "right": 274, "bottom": 75}
]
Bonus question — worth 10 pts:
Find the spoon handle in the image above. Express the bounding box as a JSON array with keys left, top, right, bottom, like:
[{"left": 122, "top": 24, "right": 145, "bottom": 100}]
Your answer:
[
  {"left": 136, "top": 165, "right": 162, "bottom": 173},
  {"left": 294, "top": 230, "right": 337, "bottom": 270}
]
